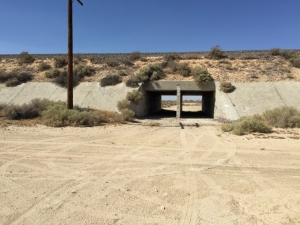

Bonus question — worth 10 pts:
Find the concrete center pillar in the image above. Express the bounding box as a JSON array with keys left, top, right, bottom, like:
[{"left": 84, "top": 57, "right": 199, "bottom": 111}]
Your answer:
[{"left": 176, "top": 85, "right": 182, "bottom": 118}]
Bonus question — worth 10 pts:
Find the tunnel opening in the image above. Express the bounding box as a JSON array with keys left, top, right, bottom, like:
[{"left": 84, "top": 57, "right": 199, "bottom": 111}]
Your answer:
[
  {"left": 138, "top": 81, "right": 215, "bottom": 119},
  {"left": 145, "top": 92, "right": 213, "bottom": 119}
]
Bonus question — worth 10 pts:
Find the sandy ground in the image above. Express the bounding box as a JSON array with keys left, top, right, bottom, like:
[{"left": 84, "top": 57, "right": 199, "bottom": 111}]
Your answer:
[{"left": 1, "top": 124, "right": 300, "bottom": 225}]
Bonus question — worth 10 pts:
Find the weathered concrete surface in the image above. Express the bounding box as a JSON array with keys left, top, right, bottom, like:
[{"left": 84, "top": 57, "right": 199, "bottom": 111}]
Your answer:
[
  {"left": 143, "top": 81, "right": 215, "bottom": 92},
  {"left": 1, "top": 81, "right": 300, "bottom": 120},
  {"left": 0, "top": 82, "right": 138, "bottom": 112},
  {"left": 214, "top": 82, "right": 240, "bottom": 120},
  {"left": 227, "top": 82, "right": 300, "bottom": 117}
]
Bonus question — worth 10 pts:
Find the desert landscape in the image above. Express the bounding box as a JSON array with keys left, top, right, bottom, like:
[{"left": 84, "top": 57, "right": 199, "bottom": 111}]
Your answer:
[
  {"left": 1, "top": 50, "right": 300, "bottom": 224},
  {"left": 0, "top": 123, "right": 300, "bottom": 224}
]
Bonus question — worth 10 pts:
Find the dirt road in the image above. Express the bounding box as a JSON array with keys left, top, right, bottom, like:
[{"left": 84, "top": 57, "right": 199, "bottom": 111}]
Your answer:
[{"left": 1, "top": 124, "right": 300, "bottom": 224}]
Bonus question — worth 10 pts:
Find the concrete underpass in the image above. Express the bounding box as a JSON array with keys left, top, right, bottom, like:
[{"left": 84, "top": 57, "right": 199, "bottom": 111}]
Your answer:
[{"left": 137, "top": 81, "right": 216, "bottom": 118}]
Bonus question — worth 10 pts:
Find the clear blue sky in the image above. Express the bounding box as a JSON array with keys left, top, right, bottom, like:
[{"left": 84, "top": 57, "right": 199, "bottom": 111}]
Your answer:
[{"left": 1, "top": 0, "right": 300, "bottom": 54}]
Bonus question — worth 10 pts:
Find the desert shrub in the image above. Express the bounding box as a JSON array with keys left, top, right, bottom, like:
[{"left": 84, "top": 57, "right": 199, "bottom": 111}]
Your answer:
[
  {"left": 222, "top": 116, "right": 272, "bottom": 135},
  {"left": 117, "top": 70, "right": 127, "bottom": 76},
  {"left": 53, "top": 71, "right": 79, "bottom": 88},
  {"left": 105, "top": 58, "right": 120, "bottom": 67},
  {"left": 192, "top": 67, "right": 213, "bottom": 85},
  {"left": 74, "top": 64, "right": 95, "bottom": 78},
  {"left": 30, "top": 98, "right": 55, "bottom": 112},
  {"left": 100, "top": 75, "right": 122, "bottom": 87},
  {"left": 137, "top": 64, "right": 165, "bottom": 82},
  {"left": 176, "top": 63, "right": 191, "bottom": 77},
  {"left": 263, "top": 106, "right": 300, "bottom": 128},
  {"left": 117, "top": 99, "right": 130, "bottom": 111},
  {"left": 129, "top": 51, "right": 142, "bottom": 61},
  {"left": 239, "top": 53, "right": 258, "bottom": 60},
  {"left": 18, "top": 52, "right": 35, "bottom": 65},
  {"left": 0, "top": 70, "right": 12, "bottom": 82},
  {"left": 288, "top": 115, "right": 300, "bottom": 128},
  {"left": 38, "top": 62, "right": 51, "bottom": 71},
  {"left": 43, "top": 104, "right": 82, "bottom": 126},
  {"left": 5, "top": 78, "right": 21, "bottom": 87},
  {"left": 68, "top": 110, "right": 104, "bottom": 126},
  {"left": 182, "top": 53, "right": 200, "bottom": 60},
  {"left": 164, "top": 53, "right": 181, "bottom": 62},
  {"left": 123, "top": 60, "right": 134, "bottom": 67},
  {"left": 120, "top": 108, "right": 135, "bottom": 121},
  {"left": 207, "top": 46, "right": 227, "bottom": 59},
  {"left": 16, "top": 72, "right": 33, "bottom": 83},
  {"left": 73, "top": 58, "right": 79, "bottom": 65},
  {"left": 54, "top": 56, "right": 68, "bottom": 68},
  {"left": 74, "top": 54, "right": 83, "bottom": 62},
  {"left": 126, "top": 76, "right": 140, "bottom": 88},
  {"left": 1, "top": 70, "right": 33, "bottom": 87},
  {"left": 88, "top": 55, "right": 100, "bottom": 64},
  {"left": 3, "top": 99, "right": 50, "bottom": 120},
  {"left": 220, "top": 82, "right": 235, "bottom": 93},
  {"left": 280, "top": 50, "right": 296, "bottom": 60},
  {"left": 45, "top": 69, "right": 61, "bottom": 78},
  {"left": 126, "top": 90, "right": 143, "bottom": 104},
  {"left": 290, "top": 57, "right": 300, "bottom": 68},
  {"left": 270, "top": 48, "right": 282, "bottom": 56}
]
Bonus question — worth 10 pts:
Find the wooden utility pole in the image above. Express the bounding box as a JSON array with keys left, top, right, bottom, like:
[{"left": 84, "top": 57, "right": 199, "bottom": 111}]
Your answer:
[{"left": 67, "top": 0, "right": 83, "bottom": 109}]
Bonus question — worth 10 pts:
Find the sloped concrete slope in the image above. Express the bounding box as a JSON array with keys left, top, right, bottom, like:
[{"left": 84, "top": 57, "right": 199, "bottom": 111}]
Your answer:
[
  {"left": 0, "top": 82, "right": 138, "bottom": 111},
  {"left": 214, "top": 81, "right": 240, "bottom": 120},
  {"left": 227, "top": 82, "right": 300, "bottom": 118}
]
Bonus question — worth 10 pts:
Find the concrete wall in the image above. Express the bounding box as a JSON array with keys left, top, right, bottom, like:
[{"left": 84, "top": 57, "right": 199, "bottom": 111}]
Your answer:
[
  {"left": 227, "top": 82, "right": 300, "bottom": 117},
  {"left": 0, "top": 82, "right": 138, "bottom": 112},
  {"left": 1, "top": 81, "right": 300, "bottom": 121}
]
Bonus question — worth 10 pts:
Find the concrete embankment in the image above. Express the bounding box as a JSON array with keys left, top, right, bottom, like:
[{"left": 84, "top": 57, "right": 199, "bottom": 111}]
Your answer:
[
  {"left": 225, "top": 82, "right": 300, "bottom": 118},
  {"left": 1, "top": 81, "right": 300, "bottom": 120},
  {"left": 0, "top": 82, "right": 138, "bottom": 112}
]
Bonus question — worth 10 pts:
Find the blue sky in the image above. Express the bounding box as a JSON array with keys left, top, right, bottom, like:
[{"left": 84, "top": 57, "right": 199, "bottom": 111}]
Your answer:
[{"left": 1, "top": 0, "right": 300, "bottom": 54}]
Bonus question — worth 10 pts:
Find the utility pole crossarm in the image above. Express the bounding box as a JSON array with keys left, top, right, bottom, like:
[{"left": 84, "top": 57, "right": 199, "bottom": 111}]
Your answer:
[{"left": 76, "top": 0, "right": 83, "bottom": 6}]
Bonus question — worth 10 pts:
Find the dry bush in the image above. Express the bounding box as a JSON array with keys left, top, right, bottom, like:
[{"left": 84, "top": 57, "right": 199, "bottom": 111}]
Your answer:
[
  {"left": 207, "top": 46, "right": 227, "bottom": 59},
  {"left": 290, "top": 57, "right": 300, "bottom": 68},
  {"left": 105, "top": 58, "right": 120, "bottom": 67},
  {"left": 182, "top": 53, "right": 200, "bottom": 60},
  {"left": 17, "top": 52, "right": 35, "bottom": 65},
  {"left": 38, "top": 62, "right": 51, "bottom": 71},
  {"left": 129, "top": 51, "right": 142, "bottom": 61},
  {"left": 123, "top": 60, "right": 134, "bottom": 67},
  {"left": 126, "top": 76, "right": 140, "bottom": 88},
  {"left": 100, "top": 75, "right": 122, "bottom": 87},
  {"left": 220, "top": 82, "right": 235, "bottom": 93},
  {"left": 164, "top": 53, "right": 181, "bottom": 62},
  {"left": 45, "top": 69, "right": 61, "bottom": 79},
  {"left": 54, "top": 56, "right": 68, "bottom": 68},
  {"left": 0, "top": 70, "right": 12, "bottom": 82},
  {"left": 0, "top": 70, "right": 33, "bottom": 87},
  {"left": 88, "top": 55, "right": 102, "bottom": 64},
  {"left": 117, "top": 99, "right": 130, "bottom": 111},
  {"left": 41, "top": 104, "right": 105, "bottom": 127},
  {"left": 74, "top": 64, "right": 95, "bottom": 78},
  {"left": 120, "top": 108, "right": 135, "bottom": 121},
  {"left": 263, "top": 106, "right": 300, "bottom": 128},
  {"left": 221, "top": 116, "right": 272, "bottom": 135},
  {"left": 126, "top": 90, "right": 143, "bottom": 104},
  {"left": 117, "top": 70, "right": 127, "bottom": 76},
  {"left": 137, "top": 64, "right": 165, "bottom": 82},
  {"left": 176, "top": 63, "right": 191, "bottom": 77},
  {"left": 3, "top": 99, "right": 54, "bottom": 120},
  {"left": 270, "top": 48, "right": 282, "bottom": 56},
  {"left": 191, "top": 67, "right": 213, "bottom": 85},
  {"left": 53, "top": 71, "right": 79, "bottom": 88},
  {"left": 239, "top": 53, "right": 258, "bottom": 60}
]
